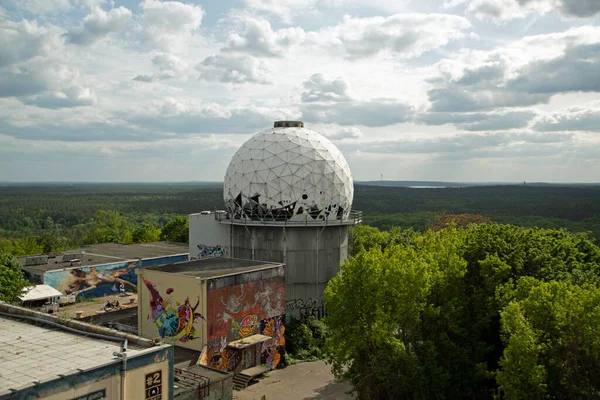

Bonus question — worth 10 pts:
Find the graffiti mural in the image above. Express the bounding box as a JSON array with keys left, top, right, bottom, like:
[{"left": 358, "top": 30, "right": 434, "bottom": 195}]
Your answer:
[
  {"left": 44, "top": 254, "right": 189, "bottom": 298},
  {"left": 44, "top": 260, "right": 139, "bottom": 298},
  {"left": 286, "top": 298, "right": 327, "bottom": 321},
  {"left": 261, "top": 316, "right": 286, "bottom": 369},
  {"left": 202, "top": 278, "right": 285, "bottom": 372},
  {"left": 196, "top": 244, "right": 228, "bottom": 259},
  {"left": 204, "top": 337, "right": 242, "bottom": 371},
  {"left": 143, "top": 278, "right": 205, "bottom": 343}
]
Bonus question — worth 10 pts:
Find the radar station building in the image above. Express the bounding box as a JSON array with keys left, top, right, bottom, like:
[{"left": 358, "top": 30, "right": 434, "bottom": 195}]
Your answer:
[{"left": 189, "top": 121, "right": 361, "bottom": 319}]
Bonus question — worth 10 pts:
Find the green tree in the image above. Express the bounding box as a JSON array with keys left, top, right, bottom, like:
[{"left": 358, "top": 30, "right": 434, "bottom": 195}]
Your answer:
[
  {"left": 132, "top": 223, "right": 161, "bottom": 243},
  {"left": 350, "top": 225, "right": 417, "bottom": 255},
  {"left": 0, "top": 249, "right": 29, "bottom": 303},
  {"left": 160, "top": 216, "right": 189, "bottom": 243},
  {"left": 0, "top": 237, "right": 43, "bottom": 256},
  {"left": 497, "top": 277, "right": 600, "bottom": 399},
  {"left": 325, "top": 224, "right": 600, "bottom": 399},
  {"left": 83, "top": 210, "right": 131, "bottom": 244},
  {"left": 324, "top": 227, "right": 466, "bottom": 399}
]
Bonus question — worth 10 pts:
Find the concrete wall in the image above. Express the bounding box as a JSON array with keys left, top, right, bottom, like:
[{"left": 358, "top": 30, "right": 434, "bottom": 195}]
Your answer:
[
  {"left": 137, "top": 269, "right": 207, "bottom": 352},
  {"left": 189, "top": 214, "right": 231, "bottom": 260},
  {"left": 205, "top": 377, "right": 233, "bottom": 400},
  {"left": 140, "top": 254, "right": 189, "bottom": 268},
  {"left": 230, "top": 225, "right": 348, "bottom": 319},
  {"left": 202, "top": 266, "right": 286, "bottom": 373}
]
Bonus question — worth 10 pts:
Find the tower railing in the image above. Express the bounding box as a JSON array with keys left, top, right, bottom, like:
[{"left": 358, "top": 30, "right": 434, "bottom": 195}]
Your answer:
[{"left": 214, "top": 209, "right": 362, "bottom": 227}]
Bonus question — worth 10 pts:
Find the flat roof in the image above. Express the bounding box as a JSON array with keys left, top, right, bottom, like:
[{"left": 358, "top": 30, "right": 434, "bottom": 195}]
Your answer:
[
  {"left": 19, "top": 241, "right": 189, "bottom": 273},
  {"left": 143, "top": 257, "right": 283, "bottom": 279},
  {"left": 186, "top": 364, "right": 231, "bottom": 382},
  {"left": 0, "top": 315, "right": 149, "bottom": 395}
]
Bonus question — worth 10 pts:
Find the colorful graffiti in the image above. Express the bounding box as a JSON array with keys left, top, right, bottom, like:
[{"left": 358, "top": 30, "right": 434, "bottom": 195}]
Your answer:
[
  {"left": 201, "top": 278, "right": 285, "bottom": 372},
  {"left": 196, "top": 244, "right": 228, "bottom": 259},
  {"left": 208, "top": 279, "right": 285, "bottom": 343},
  {"left": 143, "top": 278, "right": 205, "bottom": 343},
  {"left": 44, "top": 260, "right": 139, "bottom": 298},
  {"left": 204, "top": 337, "right": 242, "bottom": 371},
  {"left": 261, "top": 316, "right": 286, "bottom": 369},
  {"left": 43, "top": 254, "right": 189, "bottom": 298}
]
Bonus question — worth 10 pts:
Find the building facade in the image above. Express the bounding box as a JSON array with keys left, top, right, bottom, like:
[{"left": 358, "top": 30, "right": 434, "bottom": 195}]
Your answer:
[
  {"left": 0, "top": 303, "right": 174, "bottom": 400},
  {"left": 136, "top": 258, "right": 285, "bottom": 374}
]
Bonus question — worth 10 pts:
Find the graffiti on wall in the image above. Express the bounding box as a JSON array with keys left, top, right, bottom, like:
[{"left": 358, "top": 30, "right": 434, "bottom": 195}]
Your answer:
[
  {"left": 196, "top": 244, "right": 228, "bottom": 259},
  {"left": 202, "top": 278, "right": 285, "bottom": 372},
  {"left": 44, "top": 260, "right": 139, "bottom": 298},
  {"left": 204, "top": 337, "right": 242, "bottom": 372},
  {"left": 44, "top": 254, "right": 190, "bottom": 298},
  {"left": 286, "top": 298, "right": 327, "bottom": 321},
  {"left": 261, "top": 316, "right": 286, "bottom": 369},
  {"left": 143, "top": 277, "right": 205, "bottom": 343}
]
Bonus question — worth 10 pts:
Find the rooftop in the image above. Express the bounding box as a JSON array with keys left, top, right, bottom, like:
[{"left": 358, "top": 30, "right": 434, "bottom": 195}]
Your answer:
[
  {"left": 144, "top": 257, "right": 283, "bottom": 279},
  {"left": 0, "top": 304, "right": 155, "bottom": 396},
  {"left": 19, "top": 241, "right": 189, "bottom": 274},
  {"left": 19, "top": 284, "right": 63, "bottom": 302}
]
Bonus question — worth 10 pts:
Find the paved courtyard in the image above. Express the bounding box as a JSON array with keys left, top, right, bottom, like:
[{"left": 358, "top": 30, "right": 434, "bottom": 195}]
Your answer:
[
  {"left": 234, "top": 360, "right": 353, "bottom": 400},
  {"left": 59, "top": 293, "right": 138, "bottom": 319}
]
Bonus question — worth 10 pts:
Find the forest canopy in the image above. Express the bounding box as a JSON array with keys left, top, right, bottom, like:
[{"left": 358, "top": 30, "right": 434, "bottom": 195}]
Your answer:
[
  {"left": 325, "top": 223, "right": 600, "bottom": 399},
  {"left": 1, "top": 183, "right": 599, "bottom": 256}
]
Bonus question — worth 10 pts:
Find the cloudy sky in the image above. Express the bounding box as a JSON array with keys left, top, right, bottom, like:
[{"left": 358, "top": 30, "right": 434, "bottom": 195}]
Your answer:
[{"left": 1, "top": 0, "right": 599, "bottom": 182}]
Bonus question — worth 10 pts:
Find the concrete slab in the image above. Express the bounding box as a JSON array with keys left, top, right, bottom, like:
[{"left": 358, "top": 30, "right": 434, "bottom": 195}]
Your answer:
[{"left": 233, "top": 361, "right": 353, "bottom": 400}]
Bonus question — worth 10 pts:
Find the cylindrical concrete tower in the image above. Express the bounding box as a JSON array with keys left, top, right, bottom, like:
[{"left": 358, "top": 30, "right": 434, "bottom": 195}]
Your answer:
[{"left": 222, "top": 121, "right": 360, "bottom": 319}]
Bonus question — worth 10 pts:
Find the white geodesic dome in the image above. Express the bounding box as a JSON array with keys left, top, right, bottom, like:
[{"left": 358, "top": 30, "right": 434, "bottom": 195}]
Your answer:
[{"left": 224, "top": 122, "right": 354, "bottom": 222}]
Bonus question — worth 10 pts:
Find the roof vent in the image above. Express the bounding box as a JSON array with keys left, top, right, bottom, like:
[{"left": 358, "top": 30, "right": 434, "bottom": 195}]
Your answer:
[{"left": 274, "top": 121, "right": 303, "bottom": 128}]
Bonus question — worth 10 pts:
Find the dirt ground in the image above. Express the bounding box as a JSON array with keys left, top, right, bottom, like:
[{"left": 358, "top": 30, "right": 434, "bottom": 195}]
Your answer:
[
  {"left": 233, "top": 360, "right": 353, "bottom": 400},
  {"left": 59, "top": 293, "right": 138, "bottom": 319}
]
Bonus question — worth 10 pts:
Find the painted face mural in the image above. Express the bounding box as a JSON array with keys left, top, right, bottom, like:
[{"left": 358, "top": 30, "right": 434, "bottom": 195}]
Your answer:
[{"left": 143, "top": 278, "right": 205, "bottom": 343}]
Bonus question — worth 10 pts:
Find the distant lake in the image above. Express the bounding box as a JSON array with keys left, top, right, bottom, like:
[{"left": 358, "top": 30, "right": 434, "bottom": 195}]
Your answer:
[{"left": 409, "top": 185, "right": 451, "bottom": 189}]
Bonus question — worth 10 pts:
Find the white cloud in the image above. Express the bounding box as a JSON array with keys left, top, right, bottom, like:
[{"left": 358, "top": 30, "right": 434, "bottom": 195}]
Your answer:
[
  {"left": 138, "top": 0, "right": 204, "bottom": 52},
  {"left": 224, "top": 18, "right": 305, "bottom": 58},
  {"left": 446, "top": 0, "right": 600, "bottom": 21},
  {"left": 6, "top": 0, "right": 72, "bottom": 15},
  {"left": 1, "top": 0, "right": 600, "bottom": 182},
  {"left": 197, "top": 54, "right": 272, "bottom": 84},
  {"left": 302, "top": 100, "right": 414, "bottom": 126},
  {"left": 241, "top": 0, "right": 322, "bottom": 24},
  {"left": 535, "top": 101, "right": 600, "bottom": 132},
  {"left": 0, "top": 20, "right": 63, "bottom": 67},
  {"left": 0, "top": 60, "right": 80, "bottom": 98},
  {"left": 23, "top": 85, "right": 97, "bottom": 109},
  {"left": 426, "top": 26, "right": 600, "bottom": 111},
  {"left": 302, "top": 73, "right": 352, "bottom": 102},
  {"left": 66, "top": 6, "right": 132, "bottom": 45},
  {"left": 324, "top": 126, "right": 364, "bottom": 140},
  {"left": 418, "top": 111, "right": 537, "bottom": 131},
  {"left": 310, "top": 13, "right": 471, "bottom": 59},
  {"left": 134, "top": 52, "right": 190, "bottom": 81}
]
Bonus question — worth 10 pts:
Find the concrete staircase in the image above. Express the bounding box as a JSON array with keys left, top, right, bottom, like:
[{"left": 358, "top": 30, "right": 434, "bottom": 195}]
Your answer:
[
  {"left": 233, "top": 365, "right": 269, "bottom": 389},
  {"left": 233, "top": 372, "right": 253, "bottom": 389}
]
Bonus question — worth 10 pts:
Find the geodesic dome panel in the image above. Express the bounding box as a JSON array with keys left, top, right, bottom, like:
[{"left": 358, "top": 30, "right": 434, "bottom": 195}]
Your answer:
[{"left": 224, "top": 126, "right": 354, "bottom": 222}]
